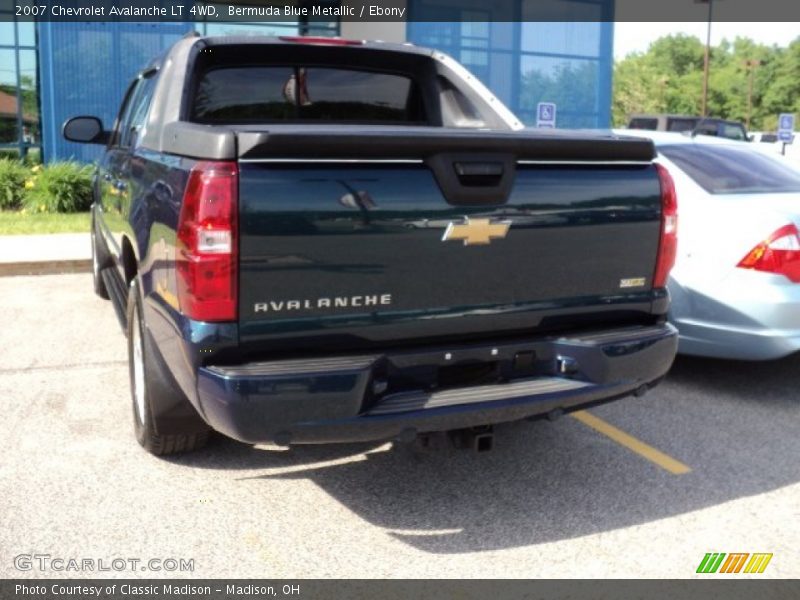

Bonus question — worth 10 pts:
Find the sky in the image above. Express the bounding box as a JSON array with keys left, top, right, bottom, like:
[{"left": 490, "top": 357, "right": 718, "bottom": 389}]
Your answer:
[{"left": 613, "top": 22, "right": 800, "bottom": 60}]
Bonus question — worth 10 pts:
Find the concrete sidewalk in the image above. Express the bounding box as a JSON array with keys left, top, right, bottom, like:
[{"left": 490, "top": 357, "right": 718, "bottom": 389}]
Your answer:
[{"left": 0, "top": 233, "right": 91, "bottom": 276}]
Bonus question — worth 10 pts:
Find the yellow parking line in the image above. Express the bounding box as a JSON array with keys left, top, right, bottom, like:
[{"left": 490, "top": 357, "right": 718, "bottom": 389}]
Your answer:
[{"left": 571, "top": 410, "right": 691, "bottom": 475}]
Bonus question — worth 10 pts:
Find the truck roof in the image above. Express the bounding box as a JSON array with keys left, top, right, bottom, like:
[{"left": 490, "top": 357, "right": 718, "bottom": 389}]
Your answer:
[{"left": 143, "top": 34, "right": 437, "bottom": 73}]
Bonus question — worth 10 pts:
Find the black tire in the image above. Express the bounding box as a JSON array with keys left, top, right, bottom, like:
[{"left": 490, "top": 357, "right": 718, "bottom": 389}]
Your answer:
[
  {"left": 91, "top": 214, "right": 110, "bottom": 300},
  {"left": 127, "top": 279, "right": 210, "bottom": 455}
]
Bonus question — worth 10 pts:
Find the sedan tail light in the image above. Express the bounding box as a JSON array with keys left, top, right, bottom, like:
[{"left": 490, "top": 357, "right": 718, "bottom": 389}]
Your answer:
[
  {"left": 737, "top": 223, "right": 800, "bottom": 283},
  {"left": 176, "top": 161, "right": 238, "bottom": 321},
  {"left": 653, "top": 164, "right": 678, "bottom": 288}
]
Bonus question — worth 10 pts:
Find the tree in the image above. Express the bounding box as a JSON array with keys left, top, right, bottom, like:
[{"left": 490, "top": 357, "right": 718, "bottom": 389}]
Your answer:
[
  {"left": 613, "top": 33, "right": 799, "bottom": 131},
  {"left": 761, "top": 39, "right": 800, "bottom": 129}
]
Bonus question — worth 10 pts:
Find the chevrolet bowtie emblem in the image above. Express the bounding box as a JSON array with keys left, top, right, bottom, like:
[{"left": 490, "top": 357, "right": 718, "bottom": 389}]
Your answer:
[{"left": 442, "top": 217, "right": 511, "bottom": 246}]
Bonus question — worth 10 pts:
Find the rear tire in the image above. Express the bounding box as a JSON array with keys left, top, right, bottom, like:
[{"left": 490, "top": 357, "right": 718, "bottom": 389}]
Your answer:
[
  {"left": 91, "top": 216, "right": 109, "bottom": 300},
  {"left": 127, "top": 279, "right": 210, "bottom": 455}
]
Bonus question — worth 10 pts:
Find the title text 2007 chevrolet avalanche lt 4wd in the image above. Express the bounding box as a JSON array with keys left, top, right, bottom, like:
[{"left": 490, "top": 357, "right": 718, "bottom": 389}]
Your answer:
[{"left": 64, "top": 34, "right": 678, "bottom": 455}]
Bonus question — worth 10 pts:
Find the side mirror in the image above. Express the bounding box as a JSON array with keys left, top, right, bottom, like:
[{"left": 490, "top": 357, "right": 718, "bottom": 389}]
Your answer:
[
  {"left": 748, "top": 135, "right": 755, "bottom": 142},
  {"left": 62, "top": 116, "right": 109, "bottom": 145}
]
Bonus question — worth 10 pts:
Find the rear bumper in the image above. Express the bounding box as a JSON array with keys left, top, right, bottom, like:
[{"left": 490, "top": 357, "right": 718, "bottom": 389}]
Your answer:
[
  {"left": 669, "top": 272, "right": 800, "bottom": 360},
  {"left": 195, "top": 323, "right": 678, "bottom": 444},
  {"left": 674, "top": 318, "right": 800, "bottom": 361}
]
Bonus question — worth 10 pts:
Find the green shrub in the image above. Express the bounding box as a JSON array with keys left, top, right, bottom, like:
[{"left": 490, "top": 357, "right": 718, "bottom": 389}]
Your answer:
[
  {"left": 0, "top": 148, "right": 42, "bottom": 165},
  {"left": 23, "top": 148, "right": 42, "bottom": 166},
  {"left": 0, "top": 158, "right": 28, "bottom": 210},
  {"left": 25, "top": 161, "right": 94, "bottom": 213}
]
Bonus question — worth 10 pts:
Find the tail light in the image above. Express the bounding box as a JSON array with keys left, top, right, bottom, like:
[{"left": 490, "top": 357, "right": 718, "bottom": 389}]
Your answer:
[
  {"left": 737, "top": 223, "right": 800, "bottom": 282},
  {"left": 176, "top": 161, "right": 238, "bottom": 321},
  {"left": 279, "top": 36, "right": 363, "bottom": 46},
  {"left": 653, "top": 163, "right": 678, "bottom": 288}
]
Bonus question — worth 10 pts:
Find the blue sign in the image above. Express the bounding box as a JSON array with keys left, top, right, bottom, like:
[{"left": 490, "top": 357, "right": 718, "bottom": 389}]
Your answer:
[
  {"left": 778, "top": 113, "right": 795, "bottom": 144},
  {"left": 537, "top": 102, "right": 557, "bottom": 128}
]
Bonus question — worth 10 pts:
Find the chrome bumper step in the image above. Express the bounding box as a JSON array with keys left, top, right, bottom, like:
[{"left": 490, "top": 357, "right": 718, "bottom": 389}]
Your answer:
[{"left": 369, "top": 377, "right": 590, "bottom": 415}]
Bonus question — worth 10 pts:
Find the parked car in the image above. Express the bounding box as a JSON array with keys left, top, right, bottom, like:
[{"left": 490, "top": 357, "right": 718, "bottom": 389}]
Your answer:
[
  {"left": 62, "top": 35, "right": 679, "bottom": 455},
  {"left": 627, "top": 114, "right": 749, "bottom": 142},
  {"left": 749, "top": 131, "right": 800, "bottom": 167},
  {"left": 619, "top": 130, "right": 800, "bottom": 360},
  {"left": 750, "top": 131, "right": 779, "bottom": 143}
]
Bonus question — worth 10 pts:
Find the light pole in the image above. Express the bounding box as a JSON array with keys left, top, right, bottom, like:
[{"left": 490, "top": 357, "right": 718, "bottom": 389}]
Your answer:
[
  {"left": 743, "top": 59, "right": 761, "bottom": 130},
  {"left": 696, "top": 0, "right": 715, "bottom": 117},
  {"left": 658, "top": 76, "right": 669, "bottom": 111}
]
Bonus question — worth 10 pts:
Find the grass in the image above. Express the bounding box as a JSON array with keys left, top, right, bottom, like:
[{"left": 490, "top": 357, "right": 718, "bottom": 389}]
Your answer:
[{"left": 0, "top": 211, "right": 91, "bottom": 235}]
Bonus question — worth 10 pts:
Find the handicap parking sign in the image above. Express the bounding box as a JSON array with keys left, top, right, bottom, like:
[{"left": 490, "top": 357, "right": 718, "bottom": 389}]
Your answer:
[
  {"left": 537, "top": 102, "right": 557, "bottom": 128},
  {"left": 778, "top": 113, "right": 795, "bottom": 143}
]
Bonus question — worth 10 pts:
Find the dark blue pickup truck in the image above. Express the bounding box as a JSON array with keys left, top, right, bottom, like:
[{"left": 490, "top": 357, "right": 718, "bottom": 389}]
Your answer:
[{"left": 64, "top": 34, "right": 678, "bottom": 455}]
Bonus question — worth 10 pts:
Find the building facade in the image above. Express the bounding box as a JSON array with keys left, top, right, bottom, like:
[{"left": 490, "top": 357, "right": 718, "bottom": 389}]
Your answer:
[{"left": 0, "top": 1, "right": 613, "bottom": 163}]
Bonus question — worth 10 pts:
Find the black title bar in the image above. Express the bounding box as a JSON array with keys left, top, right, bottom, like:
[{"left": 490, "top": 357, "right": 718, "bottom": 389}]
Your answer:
[
  {"left": 2, "top": 0, "right": 800, "bottom": 22},
  {"left": 4, "top": 579, "right": 800, "bottom": 600}
]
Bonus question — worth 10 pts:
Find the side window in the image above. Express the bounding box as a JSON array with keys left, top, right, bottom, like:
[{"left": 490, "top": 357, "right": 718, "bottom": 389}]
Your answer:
[
  {"left": 629, "top": 118, "right": 658, "bottom": 130},
  {"left": 667, "top": 119, "right": 697, "bottom": 133},
  {"left": 120, "top": 74, "right": 157, "bottom": 149},
  {"left": 109, "top": 80, "right": 141, "bottom": 148},
  {"left": 694, "top": 122, "right": 718, "bottom": 137},
  {"left": 720, "top": 124, "right": 746, "bottom": 141},
  {"left": 111, "top": 73, "right": 157, "bottom": 149}
]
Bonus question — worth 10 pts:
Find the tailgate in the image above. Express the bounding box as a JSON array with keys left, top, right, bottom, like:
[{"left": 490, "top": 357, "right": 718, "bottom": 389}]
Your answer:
[{"left": 236, "top": 130, "right": 662, "bottom": 350}]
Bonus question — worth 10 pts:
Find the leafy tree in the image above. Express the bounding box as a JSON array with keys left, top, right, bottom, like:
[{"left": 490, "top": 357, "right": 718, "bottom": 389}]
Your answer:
[
  {"left": 761, "top": 39, "right": 800, "bottom": 129},
  {"left": 613, "top": 33, "right": 799, "bottom": 131}
]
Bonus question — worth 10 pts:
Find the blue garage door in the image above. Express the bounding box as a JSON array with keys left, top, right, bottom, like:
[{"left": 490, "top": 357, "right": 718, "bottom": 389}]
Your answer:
[{"left": 38, "top": 16, "right": 336, "bottom": 163}]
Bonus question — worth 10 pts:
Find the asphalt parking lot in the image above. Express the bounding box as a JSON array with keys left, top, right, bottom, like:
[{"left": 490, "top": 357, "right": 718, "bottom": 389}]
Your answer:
[{"left": 1, "top": 273, "right": 799, "bottom": 579}]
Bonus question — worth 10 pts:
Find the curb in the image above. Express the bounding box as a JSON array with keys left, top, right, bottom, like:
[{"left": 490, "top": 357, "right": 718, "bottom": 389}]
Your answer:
[{"left": 0, "top": 260, "right": 92, "bottom": 277}]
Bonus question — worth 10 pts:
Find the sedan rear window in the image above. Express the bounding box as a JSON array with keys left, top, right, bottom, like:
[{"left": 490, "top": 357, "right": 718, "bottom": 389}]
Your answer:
[
  {"left": 191, "top": 66, "right": 425, "bottom": 124},
  {"left": 659, "top": 144, "right": 800, "bottom": 194}
]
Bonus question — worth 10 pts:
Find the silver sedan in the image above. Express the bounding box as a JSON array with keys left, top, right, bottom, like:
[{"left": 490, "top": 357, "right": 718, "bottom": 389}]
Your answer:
[{"left": 619, "top": 130, "right": 800, "bottom": 360}]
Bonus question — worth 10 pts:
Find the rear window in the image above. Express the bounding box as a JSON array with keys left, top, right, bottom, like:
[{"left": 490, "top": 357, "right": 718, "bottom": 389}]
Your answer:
[
  {"left": 191, "top": 66, "right": 425, "bottom": 124},
  {"left": 660, "top": 144, "right": 800, "bottom": 194},
  {"left": 667, "top": 118, "right": 698, "bottom": 133}
]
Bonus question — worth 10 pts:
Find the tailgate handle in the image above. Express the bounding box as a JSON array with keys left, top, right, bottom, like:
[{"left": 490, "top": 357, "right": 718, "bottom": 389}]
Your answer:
[
  {"left": 453, "top": 161, "right": 504, "bottom": 186},
  {"left": 427, "top": 153, "right": 515, "bottom": 205}
]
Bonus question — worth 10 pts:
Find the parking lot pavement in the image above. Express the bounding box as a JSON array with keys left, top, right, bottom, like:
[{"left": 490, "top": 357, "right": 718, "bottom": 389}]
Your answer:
[{"left": 1, "top": 273, "right": 799, "bottom": 579}]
